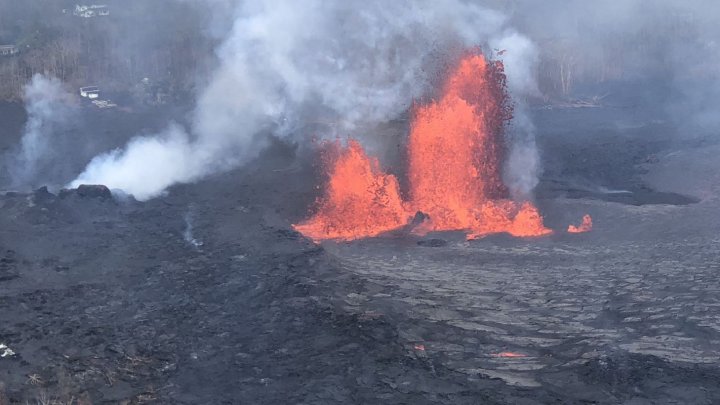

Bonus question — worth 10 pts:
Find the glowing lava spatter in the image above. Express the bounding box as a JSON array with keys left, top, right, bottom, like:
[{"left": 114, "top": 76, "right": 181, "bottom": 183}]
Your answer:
[
  {"left": 292, "top": 140, "right": 411, "bottom": 241},
  {"left": 568, "top": 214, "right": 593, "bottom": 233},
  {"left": 492, "top": 351, "right": 527, "bottom": 358},
  {"left": 294, "top": 53, "right": 554, "bottom": 241}
]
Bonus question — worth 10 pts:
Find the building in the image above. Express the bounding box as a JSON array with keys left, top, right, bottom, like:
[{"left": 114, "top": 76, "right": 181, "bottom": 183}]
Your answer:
[
  {"left": 0, "top": 45, "right": 18, "bottom": 56},
  {"left": 79, "top": 86, "right": 100, "bottom": 99},
  {"left": 73, "top": 5, "right": 110, "bottom": 18}
]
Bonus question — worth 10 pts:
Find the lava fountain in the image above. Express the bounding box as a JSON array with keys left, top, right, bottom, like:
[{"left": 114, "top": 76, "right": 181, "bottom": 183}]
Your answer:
[
  {"left": 292, "top": 140, "right": 411, "bottom": 241},
  {"left": 407, "top": 54, "right": 551, "bottom": 239},
  {"left": 294, "top": 52, "right": 558, "bottom": 242}
]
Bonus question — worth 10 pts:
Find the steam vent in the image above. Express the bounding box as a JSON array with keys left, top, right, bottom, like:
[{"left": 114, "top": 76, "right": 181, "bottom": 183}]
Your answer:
[{"left": 0, "top": 1, "right": 718, "bottom": 404}]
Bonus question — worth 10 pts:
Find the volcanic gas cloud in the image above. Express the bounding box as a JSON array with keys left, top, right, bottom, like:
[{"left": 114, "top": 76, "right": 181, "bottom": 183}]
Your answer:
[{"left": 295, "top": 53, "right": 585, "bottom": 241}]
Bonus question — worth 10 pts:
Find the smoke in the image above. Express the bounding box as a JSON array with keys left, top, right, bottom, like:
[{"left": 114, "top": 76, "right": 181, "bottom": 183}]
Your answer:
[
  {"left": 504, "top": 107, "right": 541, "bottom": 199},
  {"left": 8, "top": 75, "right": 74, "bottom": 189},
  {"left": 183, "top": 207, "right": 204, "bottom": 248},
  {"left": 508, "top": 0, "right": 720, "bottom": 125},
  {"left": 71, "top": 0, "right": 542, "bottom": 201},
  {"left": 490, "top": 32, "right": 541, "bottom": 198},
  {"left": 72, "top": 124, "right": 199, "bottom": 199}
]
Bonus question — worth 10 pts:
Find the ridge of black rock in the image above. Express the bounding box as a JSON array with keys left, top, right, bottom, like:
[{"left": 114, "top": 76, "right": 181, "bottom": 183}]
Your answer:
[{"left": 59, "top": 184, "right": 113, "bottom": 200}]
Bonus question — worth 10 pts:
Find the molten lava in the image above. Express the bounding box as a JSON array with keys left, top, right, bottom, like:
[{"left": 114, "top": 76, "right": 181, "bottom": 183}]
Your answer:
[
  {"left": 567, "top": 214, "right": 593, "bottom": 233},
  {"left": 292, "top": 140, "right": 411, "bottom": 241},
  {"left": 294, "top": 52, "right": 554, "bottom": 241},
  {"left": 408, "top": 55, "right": 551, "bottom": 238},
  {"left": 492, "top": 351, "right": 527, "bottom": 358}
]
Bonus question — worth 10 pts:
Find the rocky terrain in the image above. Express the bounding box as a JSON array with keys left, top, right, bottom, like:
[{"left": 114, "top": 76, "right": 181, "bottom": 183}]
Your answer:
[{"left": 1, "top": 104, "right": 720, "bottom": 404}]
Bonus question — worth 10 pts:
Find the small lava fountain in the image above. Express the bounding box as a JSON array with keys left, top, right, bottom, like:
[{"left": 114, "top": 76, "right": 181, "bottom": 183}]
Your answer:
[
  {"left": 567, "top": 214, "right": 593, "bottom": 233},
  {"left": 292, "top": 140, "right": 410, "bottom": 241}
]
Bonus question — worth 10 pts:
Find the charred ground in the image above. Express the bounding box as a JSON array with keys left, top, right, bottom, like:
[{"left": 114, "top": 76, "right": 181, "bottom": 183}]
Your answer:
[{"left": 1, "top": 101, "right": 720, "bottom": 404}]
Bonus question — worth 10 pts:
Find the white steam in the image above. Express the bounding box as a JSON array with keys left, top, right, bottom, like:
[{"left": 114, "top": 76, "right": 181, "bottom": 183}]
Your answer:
[
  {"left": 490, "top": 33, "right": 541, "bottom": 198},
  {"left": 183, "top": 207, "right": 204, "bottom": 248},
  {"left": 73, "top": 124, "right": 199, "bottom": 200},
  {"left": 11, "top": 75, "right": 74, "bottom": 188},
  {"left": 72, "top": 0, "right": 541, "bottom": 201}
]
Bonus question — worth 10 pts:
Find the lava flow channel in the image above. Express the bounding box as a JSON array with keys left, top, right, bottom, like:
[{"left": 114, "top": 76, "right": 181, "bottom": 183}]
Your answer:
[{"left": 294, "top": 52, "right": 555, "bottom": 241}]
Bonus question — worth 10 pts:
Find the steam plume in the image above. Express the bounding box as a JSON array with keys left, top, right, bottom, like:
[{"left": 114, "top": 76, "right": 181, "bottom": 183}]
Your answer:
[
  {"left": 71, "top": 0, "right": 541, "bottom": 200},
  {"left": 10, "top": 75, "right": 74, "bottom": 189},
  {"left": 183, "top": 206, "right": 204, "bottom": 248},
  {"left": 491, "top": 33, "right": 541, "bottom": 198}
]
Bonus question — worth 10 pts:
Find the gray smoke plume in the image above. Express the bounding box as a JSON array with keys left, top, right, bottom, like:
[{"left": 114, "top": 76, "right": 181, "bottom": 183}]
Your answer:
[
  {"left": 183, "top": 207, "right": 204, "bottom": 249},
  {"left": 9, "top": 75, "right": 74, "bottom": 189},
  {"left": 492, "top": 32, "right": 541, "bottom": 199},
  {"left": 71, "top": 0, "right": 541, "bottom": 200},
  {"left": 509, "top": 0, "right": 720, "bottom": 124}
]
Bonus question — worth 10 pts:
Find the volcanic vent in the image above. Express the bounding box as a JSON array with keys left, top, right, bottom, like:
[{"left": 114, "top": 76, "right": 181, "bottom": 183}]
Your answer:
[{"left": 294, "top": 53, "right": 560, "bottom": 241}]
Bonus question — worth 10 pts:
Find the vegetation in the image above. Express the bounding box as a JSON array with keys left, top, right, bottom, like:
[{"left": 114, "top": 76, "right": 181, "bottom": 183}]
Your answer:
[
  {"left": 0, "top": 0, "right": 217, "bottom": 101},
  {"left": 0, "top": 1, "right": 708, "bottom": 102}
]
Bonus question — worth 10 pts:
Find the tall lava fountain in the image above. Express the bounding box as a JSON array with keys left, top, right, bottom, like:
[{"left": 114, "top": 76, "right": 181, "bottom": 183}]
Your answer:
[{"left": 294, "top": 53, "right": 553, "bottom": 242}]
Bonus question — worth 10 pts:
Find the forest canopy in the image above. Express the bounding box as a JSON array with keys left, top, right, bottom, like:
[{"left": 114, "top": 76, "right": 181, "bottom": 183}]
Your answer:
[{"left": 0, "top": 0, "right": 218, "bottom": 101}]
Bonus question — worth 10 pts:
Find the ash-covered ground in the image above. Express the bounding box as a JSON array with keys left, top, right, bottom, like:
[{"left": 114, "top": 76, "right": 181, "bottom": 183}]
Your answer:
[{"left": 1, "top": 101, "right": 720, "bottom": 404}]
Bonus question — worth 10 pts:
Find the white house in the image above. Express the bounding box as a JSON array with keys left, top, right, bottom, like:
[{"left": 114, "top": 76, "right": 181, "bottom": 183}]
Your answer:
[
  {"left": 73, "top": 5, "right": 110, "bottom": 18},
  {"left": 0, "top": 45, "right": 18, "bottom": 56},
  {"left": 79, "top": 86, "right": 100, "bottom": 99}
]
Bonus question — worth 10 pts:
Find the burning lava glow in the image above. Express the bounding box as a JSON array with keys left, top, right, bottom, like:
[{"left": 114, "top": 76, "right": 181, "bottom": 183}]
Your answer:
[
  {"left": 295, "top": 53, "right": 577, "bottom": 242},
  {"left": 492, "top": 351, "right": 527, "bottom": 358},
  {"left": 292, "top": 140, "right": 410, "bottom": 241},
  {"left": 567, "top": 214, "right": 593, "bottom": 233},
  {"left": 407, "top": 55, "right": 551, "bottom": 239}
]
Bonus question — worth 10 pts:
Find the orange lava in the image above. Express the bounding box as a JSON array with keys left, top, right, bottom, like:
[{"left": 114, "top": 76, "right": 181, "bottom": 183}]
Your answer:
[
  {"left": 294, "top": 53, "right": 553, "bottom": 241},
  {"left": 292, "top": 140, "right": 411, "bottom": 241},
  {"left": 492, "top": 351, "right": 527, "bottom": 358},
  {"left": 567, "top": 214, "right": 593, "bottom": 233},
  {"left": 408, "top": 54, "right": 551, "bottom": 239}
]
